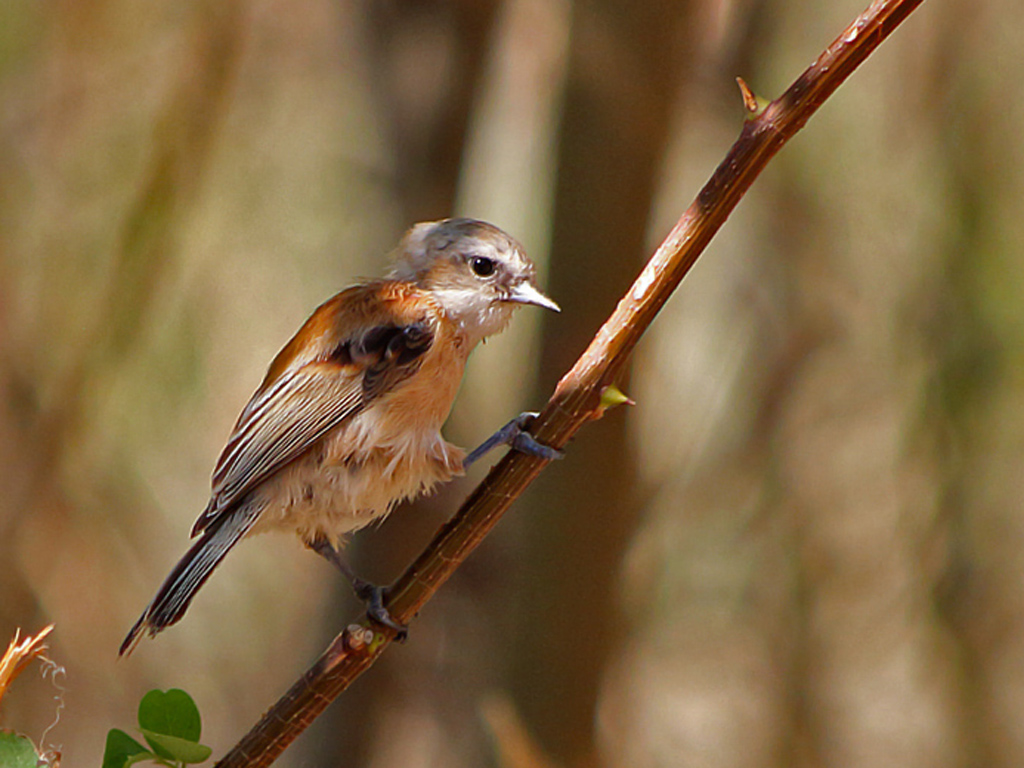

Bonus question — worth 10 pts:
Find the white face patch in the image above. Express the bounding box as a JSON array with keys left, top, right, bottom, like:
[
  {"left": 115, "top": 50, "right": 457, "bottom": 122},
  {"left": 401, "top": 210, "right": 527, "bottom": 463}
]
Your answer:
[
  {"left": 429, "top": 285, "right": 517, "bottom": 342},
  {"left": 387, "top": 218, "right": 544, "bottom": 344}
]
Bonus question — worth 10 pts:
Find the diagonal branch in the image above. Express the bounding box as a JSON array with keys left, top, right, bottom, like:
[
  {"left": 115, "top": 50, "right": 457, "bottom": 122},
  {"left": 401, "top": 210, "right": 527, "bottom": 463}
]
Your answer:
[{"left": 214, "top": 0, "right": 927, "bottom": 765}]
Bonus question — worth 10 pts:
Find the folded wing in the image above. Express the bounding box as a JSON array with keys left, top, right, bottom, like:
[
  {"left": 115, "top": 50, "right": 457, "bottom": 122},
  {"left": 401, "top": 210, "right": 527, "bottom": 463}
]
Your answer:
[{"left": 192, "top": 291, "right": 435, "bottom": 537}]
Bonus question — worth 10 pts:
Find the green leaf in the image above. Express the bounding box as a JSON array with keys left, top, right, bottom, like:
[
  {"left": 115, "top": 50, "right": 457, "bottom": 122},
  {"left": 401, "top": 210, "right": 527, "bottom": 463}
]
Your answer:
[
  {"left": 138, "top": 688, "right": 205, "bottom": 761},
  {"left": 139, "top": 730, "right": 212, "bottom": 765},
  {"left": 137, "top": 688, "right": 203, "bottom": 756},
  {"left": 0, "top": 731, "right": 40, "bottom": 768},
  {"left": 102, "top": 728, "right": 154, "bottom": 768}
]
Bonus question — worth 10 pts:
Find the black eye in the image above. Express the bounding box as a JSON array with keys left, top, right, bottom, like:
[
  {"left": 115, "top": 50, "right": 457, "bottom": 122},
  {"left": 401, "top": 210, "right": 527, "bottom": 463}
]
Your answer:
[{"left": 469, "top": 256, "right": 496, "bottom": 277}]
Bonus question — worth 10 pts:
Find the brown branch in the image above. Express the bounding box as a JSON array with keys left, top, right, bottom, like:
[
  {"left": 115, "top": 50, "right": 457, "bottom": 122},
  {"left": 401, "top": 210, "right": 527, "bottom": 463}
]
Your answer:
[{"left": 215, "top": 0, "right": 927, "bottom": 765}]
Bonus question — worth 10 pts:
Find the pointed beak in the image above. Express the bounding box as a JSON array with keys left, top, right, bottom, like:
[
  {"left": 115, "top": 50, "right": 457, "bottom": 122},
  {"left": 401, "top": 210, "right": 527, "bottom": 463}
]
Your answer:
[{"left": 508, "top": 281, "right": 560, "bottom": 312}]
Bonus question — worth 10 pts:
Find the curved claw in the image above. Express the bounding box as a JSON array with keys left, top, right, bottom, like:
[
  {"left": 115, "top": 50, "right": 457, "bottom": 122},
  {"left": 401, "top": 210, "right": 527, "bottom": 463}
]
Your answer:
[
  {"left": 351, "top": 579, "right": 408, "bottom": 640},
  {"left": 510, "top": 429, "right": 564, "bottom": 461}
]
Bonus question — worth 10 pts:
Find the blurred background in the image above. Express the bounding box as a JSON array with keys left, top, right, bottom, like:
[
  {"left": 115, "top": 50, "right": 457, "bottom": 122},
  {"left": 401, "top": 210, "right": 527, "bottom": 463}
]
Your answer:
[{"left": 1, "top": 0, "right": 1021, "bottom": 766}]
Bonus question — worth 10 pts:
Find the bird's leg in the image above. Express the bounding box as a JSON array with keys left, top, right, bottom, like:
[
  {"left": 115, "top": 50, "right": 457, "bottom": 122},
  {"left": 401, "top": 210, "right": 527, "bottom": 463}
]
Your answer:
[
  {"left": 464, "top": 412, "right": 564, "bottom": 468},
  {"left": 307, "top": 536, "right": 407, "bottom": 638}
]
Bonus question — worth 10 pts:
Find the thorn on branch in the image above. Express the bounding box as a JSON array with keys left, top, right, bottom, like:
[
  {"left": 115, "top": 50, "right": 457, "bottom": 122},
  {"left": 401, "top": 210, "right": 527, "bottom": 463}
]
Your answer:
[
  {"left": 737, "top": 77, "right": 769, "bottom": 119},
  {"left": 598, "top": 384, "right": 635, "bottom": 417}
]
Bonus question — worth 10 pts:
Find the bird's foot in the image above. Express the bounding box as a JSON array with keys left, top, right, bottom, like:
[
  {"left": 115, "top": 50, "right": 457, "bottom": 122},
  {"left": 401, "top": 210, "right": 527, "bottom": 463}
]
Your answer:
[
  {"left": 307, "top": 537, "right": 408, "bottom": 639},
  {"left": 464, "top": 412, "right": 564, "bottom": 468}
]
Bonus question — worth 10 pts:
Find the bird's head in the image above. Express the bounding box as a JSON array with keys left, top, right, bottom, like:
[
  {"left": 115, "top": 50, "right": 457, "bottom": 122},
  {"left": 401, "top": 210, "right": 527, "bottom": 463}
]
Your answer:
[{"left": 391, "top": 218, "right": 559, "bottom": 341}]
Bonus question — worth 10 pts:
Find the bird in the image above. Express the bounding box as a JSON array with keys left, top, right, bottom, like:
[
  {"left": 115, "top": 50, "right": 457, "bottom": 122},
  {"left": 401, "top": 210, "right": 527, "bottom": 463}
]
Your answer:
[{"left": 120, "top": 218, "right": 560, "bottom": 656}]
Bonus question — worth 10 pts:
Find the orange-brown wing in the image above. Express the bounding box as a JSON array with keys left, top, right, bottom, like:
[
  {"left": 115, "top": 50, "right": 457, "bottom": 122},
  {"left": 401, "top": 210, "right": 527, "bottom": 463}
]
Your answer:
[{"left": 192, "top": 283, "right": 436, "bottom": 536}]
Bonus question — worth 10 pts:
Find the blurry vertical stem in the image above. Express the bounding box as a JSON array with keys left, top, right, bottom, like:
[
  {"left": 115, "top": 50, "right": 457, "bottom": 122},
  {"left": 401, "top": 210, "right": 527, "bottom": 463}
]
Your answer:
[
  {"left": 39, "top": 2, "right": 244, "bottom": 455},
  {"left": 214, "top": 0, "right": 928, "bottom": 765}
]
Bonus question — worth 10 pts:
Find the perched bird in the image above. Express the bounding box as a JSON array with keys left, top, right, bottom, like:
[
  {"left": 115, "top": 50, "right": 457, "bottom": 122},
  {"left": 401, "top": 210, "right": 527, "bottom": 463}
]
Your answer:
[{"left": 120, "top": 218, "right": 559, "bottom": 655}]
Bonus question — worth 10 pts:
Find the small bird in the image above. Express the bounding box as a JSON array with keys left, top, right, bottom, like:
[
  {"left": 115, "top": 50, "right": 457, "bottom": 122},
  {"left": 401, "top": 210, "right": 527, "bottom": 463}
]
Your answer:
[{"left": 120, "top": 218, "right": 559, "bottom": 655}]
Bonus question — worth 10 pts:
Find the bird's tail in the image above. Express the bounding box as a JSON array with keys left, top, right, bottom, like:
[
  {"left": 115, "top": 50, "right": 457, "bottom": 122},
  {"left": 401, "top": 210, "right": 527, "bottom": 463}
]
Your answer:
[{"left": 119, "top": 505, "right": 261, "bottom": 657}]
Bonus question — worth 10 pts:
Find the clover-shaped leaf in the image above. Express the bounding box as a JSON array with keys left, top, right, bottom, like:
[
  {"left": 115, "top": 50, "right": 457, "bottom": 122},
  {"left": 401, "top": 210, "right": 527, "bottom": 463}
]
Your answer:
[{"left": 103, "top": 688, "right": 211, "bottom": 767}]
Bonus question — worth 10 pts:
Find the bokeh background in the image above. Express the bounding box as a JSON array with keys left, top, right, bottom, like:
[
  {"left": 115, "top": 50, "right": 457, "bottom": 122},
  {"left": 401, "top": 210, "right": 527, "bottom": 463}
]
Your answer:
[{"left": 1, "top": 0, "right": 1021, "bottom": 766}]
